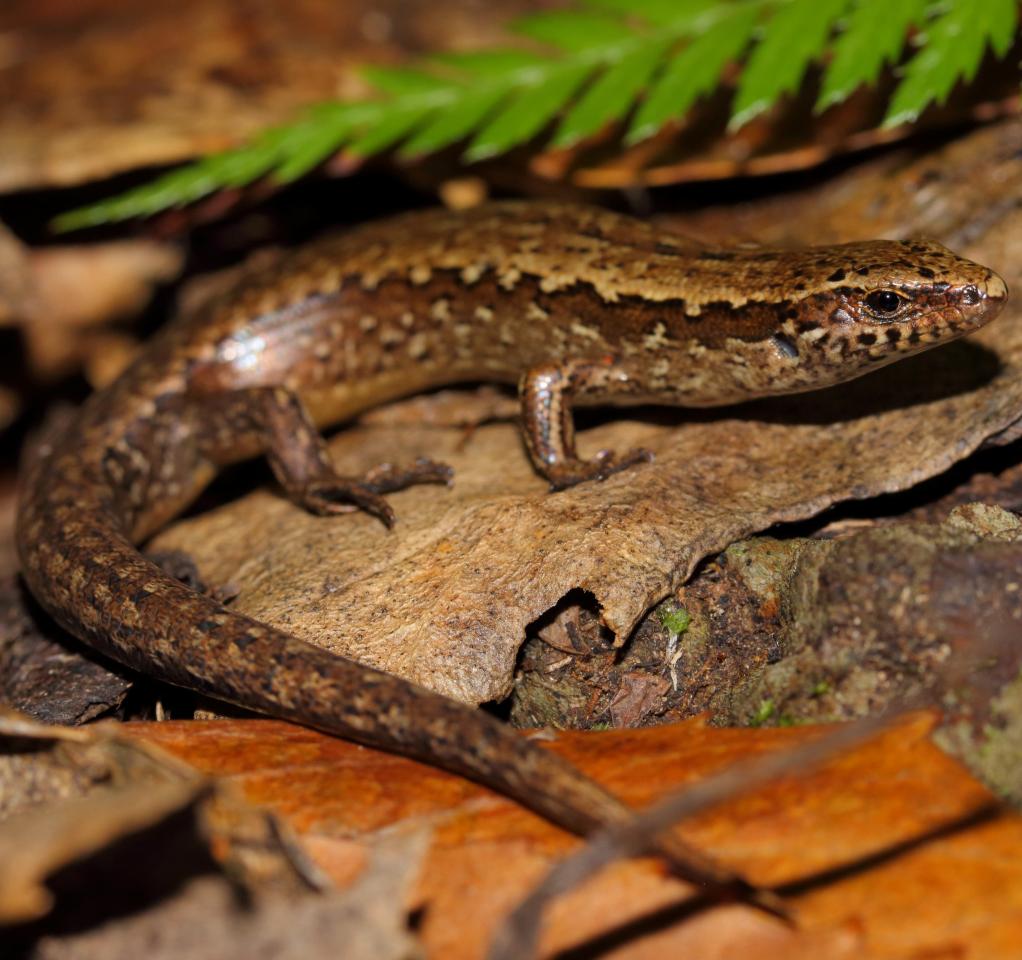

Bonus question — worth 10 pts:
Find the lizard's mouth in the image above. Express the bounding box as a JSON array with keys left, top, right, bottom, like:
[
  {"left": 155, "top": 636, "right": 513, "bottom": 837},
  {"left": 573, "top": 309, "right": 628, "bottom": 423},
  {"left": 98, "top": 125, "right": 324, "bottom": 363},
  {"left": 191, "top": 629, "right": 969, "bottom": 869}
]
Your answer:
[{"left": 897, "top": 269, "right": 1008, "bottom": 345}]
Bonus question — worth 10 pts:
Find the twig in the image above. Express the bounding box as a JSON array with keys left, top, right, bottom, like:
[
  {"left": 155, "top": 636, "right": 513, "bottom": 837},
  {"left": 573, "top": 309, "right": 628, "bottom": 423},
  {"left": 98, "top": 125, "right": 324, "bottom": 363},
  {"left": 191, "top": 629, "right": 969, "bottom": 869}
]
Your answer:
[{"left": 487, "top": 709, "right": 902, "bottom": 960}]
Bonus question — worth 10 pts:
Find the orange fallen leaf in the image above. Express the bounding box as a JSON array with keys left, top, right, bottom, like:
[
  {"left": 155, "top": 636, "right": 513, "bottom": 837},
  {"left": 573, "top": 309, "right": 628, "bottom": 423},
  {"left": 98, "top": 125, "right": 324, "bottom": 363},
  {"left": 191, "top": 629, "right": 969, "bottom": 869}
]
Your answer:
[{"left": 127, "top": 712, "right": 1019, "bottom": 959}]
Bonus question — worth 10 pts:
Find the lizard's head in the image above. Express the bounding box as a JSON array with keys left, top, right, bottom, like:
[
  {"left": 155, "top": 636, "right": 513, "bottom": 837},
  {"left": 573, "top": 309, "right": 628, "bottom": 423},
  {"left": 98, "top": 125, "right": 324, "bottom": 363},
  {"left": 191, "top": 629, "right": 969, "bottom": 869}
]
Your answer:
[{"left": 788, "top": 238, "right": 1007, "bottom": 372}]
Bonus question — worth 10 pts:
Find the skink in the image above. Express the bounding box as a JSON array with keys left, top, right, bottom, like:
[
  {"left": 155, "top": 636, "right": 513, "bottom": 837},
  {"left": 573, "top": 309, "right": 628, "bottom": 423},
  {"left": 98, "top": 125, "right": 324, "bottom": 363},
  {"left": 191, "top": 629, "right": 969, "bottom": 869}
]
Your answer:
[{"left": 16, "top": 201, "right": 1006, "bottom": 882}]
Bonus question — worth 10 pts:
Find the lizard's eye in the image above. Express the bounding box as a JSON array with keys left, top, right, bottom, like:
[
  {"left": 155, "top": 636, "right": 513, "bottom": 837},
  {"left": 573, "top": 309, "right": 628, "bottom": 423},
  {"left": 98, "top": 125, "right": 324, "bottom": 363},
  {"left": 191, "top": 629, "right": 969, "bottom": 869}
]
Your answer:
[{"left": 864, "top": 289, "right": 906, "bottom": 318}]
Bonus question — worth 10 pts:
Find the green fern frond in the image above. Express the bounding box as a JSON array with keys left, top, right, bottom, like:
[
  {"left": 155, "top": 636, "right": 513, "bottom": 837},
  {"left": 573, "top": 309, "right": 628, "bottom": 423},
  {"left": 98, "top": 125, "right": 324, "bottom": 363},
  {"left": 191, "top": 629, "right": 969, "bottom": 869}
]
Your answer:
[
  {"left": 466, "top": 61, "right": 594, "bottom": 161},
  {"left": 884, "top": 0, "right": 1019, "bottom": 126},
  {"left": 731, "top": 0, "right": 852, "bottom": 130},
  {"left": 54, "top": 0, "right": 1022, "bottom": 231},
  {"left": 816, "top": 0, "right": 929, "bottom": 112},
  {"left": 627, "top": 4, "right": 761, "bottom": 144}
]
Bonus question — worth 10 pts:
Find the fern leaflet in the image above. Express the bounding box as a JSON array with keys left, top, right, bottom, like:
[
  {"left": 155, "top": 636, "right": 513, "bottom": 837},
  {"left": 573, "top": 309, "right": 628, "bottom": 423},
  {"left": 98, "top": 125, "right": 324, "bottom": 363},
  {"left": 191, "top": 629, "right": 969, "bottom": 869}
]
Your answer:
[{"left": 53, "top": 0, "right": 1022, "bottom": 230}]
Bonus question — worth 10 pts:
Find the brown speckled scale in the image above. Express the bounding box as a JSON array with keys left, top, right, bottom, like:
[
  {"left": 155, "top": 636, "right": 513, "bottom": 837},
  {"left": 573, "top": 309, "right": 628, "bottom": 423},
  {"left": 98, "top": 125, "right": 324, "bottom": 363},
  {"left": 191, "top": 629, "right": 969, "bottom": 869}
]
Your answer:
[{"left": 16, "top": 202, "right": 1006, "bottom": 890}]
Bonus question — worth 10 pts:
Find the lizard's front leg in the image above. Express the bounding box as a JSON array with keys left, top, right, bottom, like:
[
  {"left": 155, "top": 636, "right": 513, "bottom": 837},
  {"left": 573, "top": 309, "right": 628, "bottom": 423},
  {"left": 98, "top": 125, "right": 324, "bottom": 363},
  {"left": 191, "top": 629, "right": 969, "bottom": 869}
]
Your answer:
[
  {"left": 202, "top": 386, "right": 452, "bottom": 526},
  {"left": 519, "top": 357, "right": 653, "bottom": 490}
]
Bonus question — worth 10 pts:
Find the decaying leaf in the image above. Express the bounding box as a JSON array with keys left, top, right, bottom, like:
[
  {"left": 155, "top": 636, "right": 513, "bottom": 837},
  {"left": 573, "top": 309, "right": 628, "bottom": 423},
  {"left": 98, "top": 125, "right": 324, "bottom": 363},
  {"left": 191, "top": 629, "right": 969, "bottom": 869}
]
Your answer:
[
  {"left": 0, "top": 712, "right": 308, "bottom": 906},
  {"left": 0, "top": 221, "right": 31, "bottom": 326},
  {"left": 127, "top": 713, "right": 1020, "bottom": 960},
  {"left": 5, "top": 0, "right": 1019, "bottom": 215},
  {"left": 0, "top": 712, "right": 112, "bottom": 823},
  {"left": 21, "top": 241, "right": 183, "bottom": 382},
  {"left": 486, "top": 711, "right": 901, "bottom": 960},
  {"left": 670, "top": 114, "right": 1022, "bottom": 273},
  {"left": 0, "top": 388, "right": 18, "bottom": 434},
  {"left": 359, "top": 385, "right": 520, "bottom": 429},
  {"left": 565, "top": 76, "right": 1021, "bottom": 190},
  {"left": 22, "top": 242, "right": 183, "bottom": 334},
  {"left": 0, "top": 713, "right": 207, "bottom": 923}
]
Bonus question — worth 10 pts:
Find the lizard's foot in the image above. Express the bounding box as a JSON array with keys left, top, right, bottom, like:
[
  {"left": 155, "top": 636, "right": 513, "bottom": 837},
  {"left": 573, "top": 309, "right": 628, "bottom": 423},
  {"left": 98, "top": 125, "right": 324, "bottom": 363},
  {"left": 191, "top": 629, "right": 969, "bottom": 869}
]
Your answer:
[
  {"left": 546, "top": 448, "right": 654, "bottom": 491},
  {"left": 298, "top": 457, "right": 453, "bottom": 527}
]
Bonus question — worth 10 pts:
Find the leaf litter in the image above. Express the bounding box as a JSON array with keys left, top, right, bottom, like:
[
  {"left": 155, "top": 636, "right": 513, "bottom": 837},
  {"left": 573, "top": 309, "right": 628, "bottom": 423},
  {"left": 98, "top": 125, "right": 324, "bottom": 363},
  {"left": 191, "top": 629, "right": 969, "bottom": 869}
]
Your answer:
[
  {"left": 0, "top": 711, "right": 424, "bottom": 960},
  {"left": 7, "top": 113, "right": 1022, "bottom": 960}
]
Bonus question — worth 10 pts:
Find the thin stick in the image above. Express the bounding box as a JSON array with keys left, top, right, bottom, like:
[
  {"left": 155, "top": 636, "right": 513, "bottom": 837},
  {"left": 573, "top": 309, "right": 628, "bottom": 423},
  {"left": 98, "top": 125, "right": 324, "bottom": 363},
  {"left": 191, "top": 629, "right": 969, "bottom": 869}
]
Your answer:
[{"left": 488, "top": 710, "right": 901, "bottom": 960}]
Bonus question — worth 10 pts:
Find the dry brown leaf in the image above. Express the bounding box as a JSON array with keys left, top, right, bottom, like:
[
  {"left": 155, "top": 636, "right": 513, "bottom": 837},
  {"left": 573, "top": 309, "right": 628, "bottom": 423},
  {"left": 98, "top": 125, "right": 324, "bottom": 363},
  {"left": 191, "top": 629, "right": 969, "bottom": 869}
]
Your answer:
[
  {"left": 0, "top": 220, "right": 183, "bottom": 383},
  {"left": 20, "top": 241, "right": 183, "bottom": 381},
  {"left": 565, "top": 77, "right": 1020, "bottom": 189},
  {"left": 672, "top": 118, "right": 1022, "bottom": 254},
  {"left": 0, "top": 389, "right": 18, "bottom": 434},
  {"left": 0, "top": 715, "right": 211, "bottom": 923},
  {"left": 24, "top": 242, "right": 183, "bottom": 333},
  {"left": 0, "top": 227, "right": 182, "bottom": 330},
  {"left": 0, "top": 712, "right": 116, "bottom": 823},
  {"left": 359, "top": 385, "right": 520, "bottom": 429},
  {"left": 126, "top": 713, "right": 1020, "bottom": 960},
  {"left": 17, "top": 834, "right": 425, "bottom": 960},
  {"left": 24, "top": 869, "right": 424, "bottom": 960}
]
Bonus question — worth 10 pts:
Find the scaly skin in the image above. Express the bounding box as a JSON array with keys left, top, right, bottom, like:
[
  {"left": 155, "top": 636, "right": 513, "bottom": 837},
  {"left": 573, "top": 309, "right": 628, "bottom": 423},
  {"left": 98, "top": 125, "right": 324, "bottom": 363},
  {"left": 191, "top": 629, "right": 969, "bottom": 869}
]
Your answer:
[{"left": 16, "top": 201, "right": 1007, "bottom": 894}]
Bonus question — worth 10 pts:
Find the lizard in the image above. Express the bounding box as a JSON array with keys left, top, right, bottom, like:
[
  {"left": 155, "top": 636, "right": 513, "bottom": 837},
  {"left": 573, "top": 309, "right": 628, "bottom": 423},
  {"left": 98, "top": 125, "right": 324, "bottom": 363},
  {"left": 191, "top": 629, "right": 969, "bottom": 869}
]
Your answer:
[{"left": 16, "top": 200, "right": 1007, "bottom": 893}]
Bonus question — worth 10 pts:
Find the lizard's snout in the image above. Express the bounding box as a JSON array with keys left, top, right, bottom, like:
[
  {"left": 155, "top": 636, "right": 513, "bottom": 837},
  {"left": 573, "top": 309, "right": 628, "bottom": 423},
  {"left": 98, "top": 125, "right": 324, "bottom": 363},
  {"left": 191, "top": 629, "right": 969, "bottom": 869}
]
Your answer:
[
  {"left": 957, "top": 269, "right": 1008, "bottom": 329},
  {"left": 983, "top": 271, "right": 1008, "bottom": 304}
]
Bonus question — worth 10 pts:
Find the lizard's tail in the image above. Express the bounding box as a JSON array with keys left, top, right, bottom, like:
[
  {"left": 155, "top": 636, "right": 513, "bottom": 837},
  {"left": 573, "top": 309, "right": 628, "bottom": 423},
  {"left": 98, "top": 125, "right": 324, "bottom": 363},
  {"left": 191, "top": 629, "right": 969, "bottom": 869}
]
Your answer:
[{"left": 16, "top": 443, "right": 762, "bottom": 900}]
